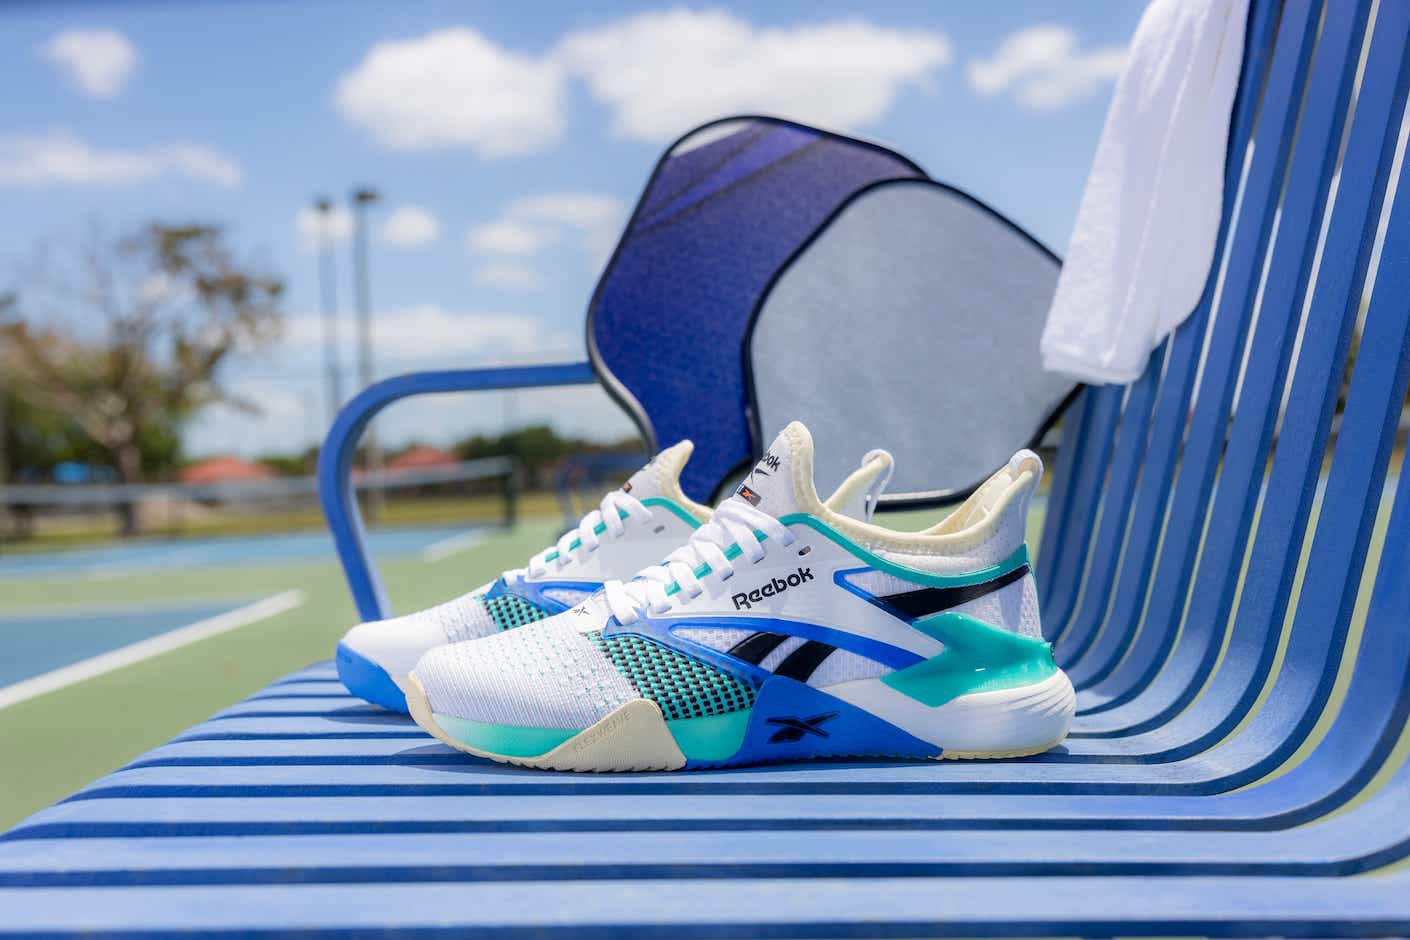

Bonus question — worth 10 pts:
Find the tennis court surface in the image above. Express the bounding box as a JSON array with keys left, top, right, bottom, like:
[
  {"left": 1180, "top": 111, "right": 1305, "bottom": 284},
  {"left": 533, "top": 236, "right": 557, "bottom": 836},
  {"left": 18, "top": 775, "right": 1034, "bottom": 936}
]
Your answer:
[{"left": 0, "top": 519, "right": 545, "bottom": 829}]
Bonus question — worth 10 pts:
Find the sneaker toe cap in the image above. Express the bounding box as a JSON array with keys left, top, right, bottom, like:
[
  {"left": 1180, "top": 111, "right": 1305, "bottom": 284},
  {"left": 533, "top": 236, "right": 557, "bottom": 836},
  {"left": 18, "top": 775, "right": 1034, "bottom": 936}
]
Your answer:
[{"left": 413, "top": 618, "right": 638, "bottom": 730}]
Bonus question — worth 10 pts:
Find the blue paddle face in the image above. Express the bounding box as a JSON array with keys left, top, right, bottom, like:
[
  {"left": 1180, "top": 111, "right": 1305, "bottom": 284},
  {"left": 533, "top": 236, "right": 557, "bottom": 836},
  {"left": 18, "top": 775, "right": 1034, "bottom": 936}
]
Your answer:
[{"left": 588, "top": 117, "right": 924, "bottom": 502}]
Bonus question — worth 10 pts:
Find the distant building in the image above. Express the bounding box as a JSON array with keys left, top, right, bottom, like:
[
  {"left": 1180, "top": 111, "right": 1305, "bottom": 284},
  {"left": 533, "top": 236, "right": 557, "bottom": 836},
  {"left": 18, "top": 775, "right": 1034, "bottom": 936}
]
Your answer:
[
  {"left": 179, "top": 456, "right": 276, "bottom": 485},
  {"left": 386, "top": 445, "right": 456, "bottom": 472}
]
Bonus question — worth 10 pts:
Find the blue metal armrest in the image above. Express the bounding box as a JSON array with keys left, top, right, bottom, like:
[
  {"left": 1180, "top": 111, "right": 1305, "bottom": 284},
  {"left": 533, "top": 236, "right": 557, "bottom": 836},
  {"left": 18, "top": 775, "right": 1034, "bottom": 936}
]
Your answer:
[{"left": 316, "top": 361, "right": 597, "bottom": 622}]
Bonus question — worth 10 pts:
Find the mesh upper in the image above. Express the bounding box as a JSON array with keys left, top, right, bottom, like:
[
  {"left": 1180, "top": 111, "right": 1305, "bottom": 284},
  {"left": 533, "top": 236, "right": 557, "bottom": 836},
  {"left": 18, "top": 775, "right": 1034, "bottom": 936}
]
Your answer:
[
  {"left": 416, "top": 614, "right": 638, "bottom": 728},
  {"left": 540, "top": 587, "right": 595, "bottom": 608},
  {"left": 589, "top": 631, "right": 755, "bottom": 721},
  {"left": 673, "top": 626, "right": 751, "bottom": 652},
  {"left": 408, "top": 584, "right": 498, "bottom": 644},
  {"left": 807, "top": 648, "right": 889, "bottom": 686},
  {"left": 484, "top": 594, "right": 552, "bottom": 631}
]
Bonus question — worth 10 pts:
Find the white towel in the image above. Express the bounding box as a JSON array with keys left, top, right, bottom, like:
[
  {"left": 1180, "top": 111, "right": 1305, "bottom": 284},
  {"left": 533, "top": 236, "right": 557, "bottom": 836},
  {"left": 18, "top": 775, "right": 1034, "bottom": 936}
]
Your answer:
[{"left": 1041, "top": 0, "right": 1251, "bottom": 385}]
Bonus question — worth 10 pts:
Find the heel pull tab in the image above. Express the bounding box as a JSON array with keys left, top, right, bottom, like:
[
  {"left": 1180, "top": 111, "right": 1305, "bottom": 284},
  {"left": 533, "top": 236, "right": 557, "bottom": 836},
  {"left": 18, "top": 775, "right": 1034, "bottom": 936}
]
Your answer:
[
  {"left": 1008, "top": 449, "right": 1043, "bottom": 489},
  {"left": 860, "top": 449, "right": 894, "bottom": 521}
]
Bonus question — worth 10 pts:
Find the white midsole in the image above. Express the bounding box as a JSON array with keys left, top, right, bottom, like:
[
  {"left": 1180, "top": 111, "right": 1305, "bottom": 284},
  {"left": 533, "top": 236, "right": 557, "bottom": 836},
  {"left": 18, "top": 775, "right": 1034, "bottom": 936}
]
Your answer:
[{"left": 824, "top": 670, "right": 1076, "bottom": 753}]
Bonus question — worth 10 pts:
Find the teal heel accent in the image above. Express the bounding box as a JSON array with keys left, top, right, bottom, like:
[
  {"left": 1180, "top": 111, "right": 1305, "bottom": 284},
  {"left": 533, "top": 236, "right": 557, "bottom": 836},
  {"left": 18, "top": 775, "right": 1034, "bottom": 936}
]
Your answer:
[
  {"left": 882, "top": 612, "right": 1057, "bottom": 708},
  {"left": 667, "top": 710, "right": 751, "bottom": 761}
]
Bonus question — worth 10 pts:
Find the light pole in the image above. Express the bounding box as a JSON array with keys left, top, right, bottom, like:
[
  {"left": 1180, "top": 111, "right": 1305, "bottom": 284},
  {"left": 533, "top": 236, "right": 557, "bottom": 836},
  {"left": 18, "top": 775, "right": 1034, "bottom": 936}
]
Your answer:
[
  {"left": 313, "top": 197, "right": 342, "bottom": 432},
  {"left": 350, "top": 186, "right": 383, "bottom": 520}
]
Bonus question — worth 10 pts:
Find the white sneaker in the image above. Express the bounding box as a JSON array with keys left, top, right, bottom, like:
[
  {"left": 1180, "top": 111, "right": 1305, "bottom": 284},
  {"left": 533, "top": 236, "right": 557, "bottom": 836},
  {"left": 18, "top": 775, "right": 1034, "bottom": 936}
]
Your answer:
[
  {"left": 339, "top": 437, "right": 892, "bottom": 712},
  {"left": 337, "top": 442, "right": 711, "bottom": 711},
  {"left": 406, "top": 421, "right": 1073, "bottom": 771}
]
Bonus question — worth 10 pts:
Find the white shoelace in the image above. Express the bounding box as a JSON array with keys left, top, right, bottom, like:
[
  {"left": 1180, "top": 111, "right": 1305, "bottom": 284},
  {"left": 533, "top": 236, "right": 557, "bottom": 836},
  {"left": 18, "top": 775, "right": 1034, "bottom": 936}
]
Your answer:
[
  {"left": 505, "top": 489, "right": 653, "bottom": 581},
  {"left": 604, "top": 499, "right": 794, "bottom": 625}
]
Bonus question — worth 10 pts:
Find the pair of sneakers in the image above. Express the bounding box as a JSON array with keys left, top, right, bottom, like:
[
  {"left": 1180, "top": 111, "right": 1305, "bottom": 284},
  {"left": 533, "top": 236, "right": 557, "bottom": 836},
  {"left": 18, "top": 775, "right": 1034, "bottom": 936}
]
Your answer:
[{"left": 337, "top": 422, "right": 1075, "bottom": 771}]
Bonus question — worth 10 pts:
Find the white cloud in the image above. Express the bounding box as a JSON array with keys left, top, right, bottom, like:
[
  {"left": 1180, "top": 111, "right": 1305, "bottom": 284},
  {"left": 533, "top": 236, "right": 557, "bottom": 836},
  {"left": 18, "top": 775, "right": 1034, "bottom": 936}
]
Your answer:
[
  {"left": 294, "top": 204, "right": 353, "bottom": 252},
  {"left": 190, "top": 308, "right": 629, "bottom": 457},
  {"left": 334, "top": 13, "right": 950, "bottom": 156},
  {"left": 466, "top": 218, "right": 554, "bottom": 256},
  {"left": 473, "top": 262, "right": 544, "bottom": 292},
  {"left": 281, "top": 304, "right": 572, "bottom": 364},
  {"left": 511, "top": 193, "right": 624, "bottom": 261},
  {"left": 467, "top": 191, "right": 625, "bottom": 269},
  {"left": 0, "top": 131, "right": 241, "bottom": 187},
  {"left": 42, "top": 28, "right": 138, "bottom": 98},
  {"left": 967, "top": 25, "right": 1125, "bottom": 111},
  {"left": 556, "top": 11, "right": 952, "bottom": 141},
  {"left": 189, "top": 373, "right": 635, "bottom": 457},
  {"left": 335, "top": 27, "right": 564, "bottom": 156},
  {"left": 379, "top": 205, "right": 441, "bottom": 247}
]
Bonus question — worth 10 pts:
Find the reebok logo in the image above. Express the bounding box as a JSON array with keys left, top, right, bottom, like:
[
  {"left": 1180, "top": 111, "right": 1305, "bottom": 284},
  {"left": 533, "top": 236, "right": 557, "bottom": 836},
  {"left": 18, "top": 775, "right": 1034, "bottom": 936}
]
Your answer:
[
  {"left": 735, "top": 483, "right": 762, "bottom": 506},
  {"left": 767, "top": 712, "right": 838, "bottom": 743},
  {"left": 735, "top": 451, "right": 781, "bottom": 506},
  {"left": 732, "top": 567, "right": 813, "bottom": 609}
]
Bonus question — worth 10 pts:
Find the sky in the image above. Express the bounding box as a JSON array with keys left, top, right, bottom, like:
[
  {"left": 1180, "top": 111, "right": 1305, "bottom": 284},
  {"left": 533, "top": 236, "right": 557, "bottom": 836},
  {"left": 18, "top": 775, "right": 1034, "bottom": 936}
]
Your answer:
[{"left": 0, "top": 0, "right": 1145, "bottom": 459}]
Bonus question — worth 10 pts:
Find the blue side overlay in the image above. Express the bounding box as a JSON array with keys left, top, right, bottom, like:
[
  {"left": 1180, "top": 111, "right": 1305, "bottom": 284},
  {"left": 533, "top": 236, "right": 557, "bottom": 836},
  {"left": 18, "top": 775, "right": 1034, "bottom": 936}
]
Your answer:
[
  {"left": 607, "top": 611, "right": 925, "bottom": 691},
  {"left": 504, "top": 578, "right": 601, "bottom": 613},
  {"left": 685, "top": 676, "right": 939, "bottom": 769}
]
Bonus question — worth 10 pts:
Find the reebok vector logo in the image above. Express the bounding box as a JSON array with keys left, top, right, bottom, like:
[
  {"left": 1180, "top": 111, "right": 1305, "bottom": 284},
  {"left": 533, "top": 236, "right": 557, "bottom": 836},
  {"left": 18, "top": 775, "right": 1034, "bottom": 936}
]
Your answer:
[
  {"left": 735, "top": 451, "right": 781, "bottom": 506},
  {"left": 732, "top": 567, "right": 814, "bottom": 609},
  {"left": 767, "top": 712, "right": 838, "bottom": 743}
]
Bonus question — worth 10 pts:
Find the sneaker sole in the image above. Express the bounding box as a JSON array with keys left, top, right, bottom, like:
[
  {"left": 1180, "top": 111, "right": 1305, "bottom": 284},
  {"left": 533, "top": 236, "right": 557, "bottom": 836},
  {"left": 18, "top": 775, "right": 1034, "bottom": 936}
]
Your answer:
[
  {"left": 335, "top": 640, "right": 410, "bottom": 713},
  {"left": 406, "top": 674, "right": 687, "bottom": 771},
  {"left": 407, "top": 671, "right": 1075, "bottom": 772}
]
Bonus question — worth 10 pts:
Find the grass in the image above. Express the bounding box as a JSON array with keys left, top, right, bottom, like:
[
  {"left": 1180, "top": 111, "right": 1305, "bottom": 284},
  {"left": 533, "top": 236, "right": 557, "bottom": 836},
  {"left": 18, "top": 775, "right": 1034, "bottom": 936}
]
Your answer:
[{"left": 0, "top": 490, "right": 567, "bottom": 554}]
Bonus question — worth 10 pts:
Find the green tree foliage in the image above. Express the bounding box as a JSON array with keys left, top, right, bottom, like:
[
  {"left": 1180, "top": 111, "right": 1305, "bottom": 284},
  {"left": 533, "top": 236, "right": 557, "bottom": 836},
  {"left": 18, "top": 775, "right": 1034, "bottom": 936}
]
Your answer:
[
  {"left": 1, "top": 223, "right": 284, "bottom": 530},
  {"left": 453, "top": 424, "right": 641, "bottom": 489}
]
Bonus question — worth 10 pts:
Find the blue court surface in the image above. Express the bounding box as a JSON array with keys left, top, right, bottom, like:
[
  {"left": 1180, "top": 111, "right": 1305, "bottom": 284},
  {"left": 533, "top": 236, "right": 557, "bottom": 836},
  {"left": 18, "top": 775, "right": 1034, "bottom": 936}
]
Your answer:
[
  {"left": 0, "top": 524, "right": 485, "bottom": 581},
  {"left": 0, "top": 599, "right": 248, "bottom": 689}
]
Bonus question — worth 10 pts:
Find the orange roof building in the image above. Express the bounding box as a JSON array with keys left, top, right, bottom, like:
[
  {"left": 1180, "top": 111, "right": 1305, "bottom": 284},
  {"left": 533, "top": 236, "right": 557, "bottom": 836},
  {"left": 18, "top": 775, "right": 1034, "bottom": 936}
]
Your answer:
[
  {"left": 178, "top": 456, "right": 277, "bottom": 485},
  {"left": 387, "top": 445, "right": 457, "bottom": 471}
]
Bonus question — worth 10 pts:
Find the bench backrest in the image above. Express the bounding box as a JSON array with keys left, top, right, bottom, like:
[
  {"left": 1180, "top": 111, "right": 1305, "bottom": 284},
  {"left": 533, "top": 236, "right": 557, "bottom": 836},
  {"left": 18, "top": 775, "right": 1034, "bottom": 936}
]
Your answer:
[{"left": 1039, "top": 0, "right": 1410, "bottom": 771}]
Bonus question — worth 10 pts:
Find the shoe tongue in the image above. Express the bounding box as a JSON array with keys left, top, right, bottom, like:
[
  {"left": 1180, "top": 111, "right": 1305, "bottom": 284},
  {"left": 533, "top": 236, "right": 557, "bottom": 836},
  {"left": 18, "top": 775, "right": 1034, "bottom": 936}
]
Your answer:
[
  {"left": 621, "top": 440, "right": 693, "bottom": 501},
  {"left": 730, "top": 422, "right": 820, "bottom": 517}
]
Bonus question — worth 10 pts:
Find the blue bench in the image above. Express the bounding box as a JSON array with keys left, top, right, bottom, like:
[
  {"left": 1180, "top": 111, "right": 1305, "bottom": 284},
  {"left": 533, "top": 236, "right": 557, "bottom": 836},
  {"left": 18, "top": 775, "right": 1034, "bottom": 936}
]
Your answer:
[{"left": 5, "top": 0, "right": 1410, "bottom": 933}]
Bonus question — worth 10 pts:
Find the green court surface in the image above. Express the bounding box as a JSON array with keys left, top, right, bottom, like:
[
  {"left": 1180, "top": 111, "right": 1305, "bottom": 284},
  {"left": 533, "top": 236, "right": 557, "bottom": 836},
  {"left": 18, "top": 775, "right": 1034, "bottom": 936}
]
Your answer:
[{"left": 0, "top": 519, "right": 563, "bottom": 830}]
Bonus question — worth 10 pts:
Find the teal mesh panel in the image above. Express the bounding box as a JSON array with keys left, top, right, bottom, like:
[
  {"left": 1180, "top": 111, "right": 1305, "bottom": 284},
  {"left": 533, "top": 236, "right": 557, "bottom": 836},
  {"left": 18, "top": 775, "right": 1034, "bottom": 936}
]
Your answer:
[
  {"left": 484, "top": 594, "right": 550, "bottom": 631},
  {"left": 589, "top": 631, "right": 755, "bottom": 720}
]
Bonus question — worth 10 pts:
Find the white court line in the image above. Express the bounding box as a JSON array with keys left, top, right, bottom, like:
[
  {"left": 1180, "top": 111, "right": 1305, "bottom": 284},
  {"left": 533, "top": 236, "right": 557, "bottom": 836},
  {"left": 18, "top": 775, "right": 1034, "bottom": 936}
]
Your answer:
[
  {"left": 421, "top": 529, "right": 487, "bottom": 563},
  {"left": 0, "top": 589, "right": 306, "bottom": 712}
]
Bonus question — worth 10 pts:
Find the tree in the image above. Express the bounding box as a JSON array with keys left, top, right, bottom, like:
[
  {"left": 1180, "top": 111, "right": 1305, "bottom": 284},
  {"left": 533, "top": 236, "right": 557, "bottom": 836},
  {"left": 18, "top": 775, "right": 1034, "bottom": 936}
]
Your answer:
[
  {"left": 1, "top": 223, "right": 284, "bottom": 532},
  {"left": 454, "top": 424, "right": 643, "bottom": 489}
]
